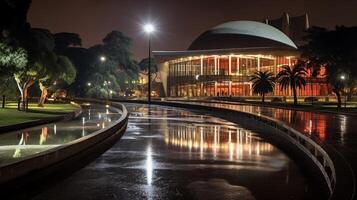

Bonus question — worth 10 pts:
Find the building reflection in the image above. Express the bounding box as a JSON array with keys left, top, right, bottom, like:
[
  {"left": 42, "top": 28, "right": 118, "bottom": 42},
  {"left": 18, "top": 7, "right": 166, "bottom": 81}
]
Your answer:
[
  {"left": 164, "top": 125, "right": 275, "bottom": 161},
  {"left": 250, "top": 107, "right": 328, "bottom": 141}
]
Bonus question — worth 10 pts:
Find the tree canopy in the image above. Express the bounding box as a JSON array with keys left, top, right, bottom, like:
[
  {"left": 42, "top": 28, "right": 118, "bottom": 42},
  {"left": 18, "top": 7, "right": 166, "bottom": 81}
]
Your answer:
[{"left": 302, "top": 26, "right": 357, "bottom": 107}]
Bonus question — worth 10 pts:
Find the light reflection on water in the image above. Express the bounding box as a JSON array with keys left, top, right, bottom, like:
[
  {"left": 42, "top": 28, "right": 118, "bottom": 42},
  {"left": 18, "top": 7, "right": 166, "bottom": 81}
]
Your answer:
[
  {"left": 164, "top": 125, "right": 274, "bottom": 162},
  {"left": 29, "top": 103, "right": 320, "bottom": 200},
  {"left": 0, "top": 104, "right": 121, "bottom": 166}
]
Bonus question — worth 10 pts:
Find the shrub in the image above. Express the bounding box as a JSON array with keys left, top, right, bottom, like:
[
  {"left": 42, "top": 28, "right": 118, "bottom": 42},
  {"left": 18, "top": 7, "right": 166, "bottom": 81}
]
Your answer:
[
  {"left": 304, "top": 96, "right": 319, "bottom": 102},
  {"left": 271, "top": 97, "right": 283, "bottom": 103}
]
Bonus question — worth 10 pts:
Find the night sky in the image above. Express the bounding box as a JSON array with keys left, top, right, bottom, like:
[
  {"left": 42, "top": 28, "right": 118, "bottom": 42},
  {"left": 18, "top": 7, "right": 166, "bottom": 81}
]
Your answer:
[{"left": 28, "top": 0, "right": 357, "bottom": 60}]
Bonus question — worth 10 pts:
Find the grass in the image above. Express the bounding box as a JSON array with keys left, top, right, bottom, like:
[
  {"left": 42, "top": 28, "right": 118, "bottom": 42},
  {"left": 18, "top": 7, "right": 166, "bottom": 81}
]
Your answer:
[
  {"left": 0, "top": 103, "right": 79, "bottom": 127},
  {"left": 5, "top": 102, "right": 78, "bottom": 113}
]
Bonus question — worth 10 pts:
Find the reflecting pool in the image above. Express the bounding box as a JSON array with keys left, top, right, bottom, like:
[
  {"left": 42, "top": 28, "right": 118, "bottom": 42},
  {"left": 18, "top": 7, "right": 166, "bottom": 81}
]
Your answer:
[
  {"left": 0, "top": 104, "right": 122, "bottom": 166},
  {"left": 32, "top": 103, "right": 321, "bottom": 200}
]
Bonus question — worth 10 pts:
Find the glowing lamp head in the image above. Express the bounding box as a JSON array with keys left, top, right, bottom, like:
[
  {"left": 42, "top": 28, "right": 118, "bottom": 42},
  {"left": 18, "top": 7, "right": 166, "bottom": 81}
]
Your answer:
[
  {"left": 144, "top": 24, "right": 155, "bottom": 34},
  {"left": 100, "top": 56, "right": 106, "bottom": 62},
  {"left": 340, "top": 75, "right": 346, "bottom": 80}
]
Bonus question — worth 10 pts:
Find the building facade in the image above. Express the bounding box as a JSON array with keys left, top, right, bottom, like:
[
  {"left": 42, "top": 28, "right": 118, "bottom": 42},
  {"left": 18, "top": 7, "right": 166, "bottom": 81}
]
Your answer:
[{"left": 154, "top": 20, "right": 330, "bottom": 98}]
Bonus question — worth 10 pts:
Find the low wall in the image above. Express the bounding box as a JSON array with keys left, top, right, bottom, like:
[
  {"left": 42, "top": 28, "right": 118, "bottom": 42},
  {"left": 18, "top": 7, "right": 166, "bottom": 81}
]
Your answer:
[
  {"left": 0, "top": 99, "right": 129, "bottom": 198},
  {"left": 116, "top": 99, "right": 354, "bottom": 200}
]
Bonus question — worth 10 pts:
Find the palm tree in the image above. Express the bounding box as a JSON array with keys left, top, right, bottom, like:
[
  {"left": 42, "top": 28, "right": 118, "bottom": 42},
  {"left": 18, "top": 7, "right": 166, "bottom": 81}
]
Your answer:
[
  {"left": 249, "top": 71, "right": 275, "bottom": 103},
  {"left": 276, "top": 62, "right": 307, "bottom": 106}
]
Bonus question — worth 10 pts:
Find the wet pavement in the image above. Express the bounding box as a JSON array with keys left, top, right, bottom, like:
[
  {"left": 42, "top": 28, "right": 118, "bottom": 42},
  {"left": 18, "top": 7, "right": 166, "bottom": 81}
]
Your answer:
[
  {"left": 31, "top": 103, "right": 321, "bottom": 200},
  {"left": 0, "top": 104, "right": 121, "bottom": 167}
]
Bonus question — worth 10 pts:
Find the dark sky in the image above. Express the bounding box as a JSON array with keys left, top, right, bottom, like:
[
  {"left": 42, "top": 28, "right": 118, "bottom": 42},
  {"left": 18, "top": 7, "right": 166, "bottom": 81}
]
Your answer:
[{"left": 28, "top": 0, "right": 357, "bottom": 60}]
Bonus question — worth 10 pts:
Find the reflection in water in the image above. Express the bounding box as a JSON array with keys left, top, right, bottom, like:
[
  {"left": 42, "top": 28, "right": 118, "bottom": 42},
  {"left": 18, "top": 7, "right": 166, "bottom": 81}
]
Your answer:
[
  {"left": 165, "top": 125, "right": 274, "bottom": 162},
  {"left": 30, "top": 103, "right": 321, "bottom": 200},
  {"left": 210, "top": 103, "right": 330, "bottom": 141},
  {"left": 13, "top": 132, "right": 29, "bottom": 158},
  {"left": 146, "top": 146, "right": 153, "bottom": 185},
  {"left": 39, "top": 127, "right": 48, "bottom": 145},
  {"left": 0, "top": 104, "right": 121, "bottom": 166}
]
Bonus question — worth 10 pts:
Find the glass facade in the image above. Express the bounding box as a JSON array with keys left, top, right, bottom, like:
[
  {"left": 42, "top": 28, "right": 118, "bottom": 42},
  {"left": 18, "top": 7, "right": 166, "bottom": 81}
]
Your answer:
[{"left": 167, "top": 54, "right": 330, "bottom": 97}]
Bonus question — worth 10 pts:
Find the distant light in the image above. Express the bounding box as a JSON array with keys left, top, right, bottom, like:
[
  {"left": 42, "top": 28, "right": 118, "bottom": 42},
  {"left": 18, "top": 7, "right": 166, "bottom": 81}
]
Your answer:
[
  {"left": 143, "top": 24, "right": 155, "bottom": 34},
  {"left": 100, "top": 56, "right": 106, "bottom": 62},
  {"left": 87, "top": 82, "right": 92, "bottom": 86},
  {"left": 110, "top": 90, "right": 113, "bottom": 94},
  {"left": 195, "top": 75, "right": 200, "bottom": 80},
  {"left": 340, "top": 75, "right": 346, "bottom": 80}
]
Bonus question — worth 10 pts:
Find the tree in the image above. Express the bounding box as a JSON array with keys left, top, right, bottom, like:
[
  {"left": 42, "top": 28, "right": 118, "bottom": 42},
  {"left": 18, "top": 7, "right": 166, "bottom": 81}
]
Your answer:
[
  {"left": 0, "top": 0, "right": 32, "bottom": 39},
  {"left": 302, "top": 26, "right": 357, "bottom": 108},
  {"left": 85, "top": 30, "right": 138, "bottom": 97},
  {"left": 0, "top": 42, "right": 27, "bottom": 76},
  {"left": 12, "top": 28, "right": 55, "bottom": 109},
  {"left": 54, "top": 32, "right": 82, "bottom": 52},
  {"left": 276, "top": 62, "right": 307, "bottom": 106},
  {"left": 0, "top": 42, "right": 28, "bottom": 100},
  {"left": 38, "top": 53, "right": 76, "bottom": 106},
  {"left": 249, "top": 71, "right": 275, "bottom": 103}
]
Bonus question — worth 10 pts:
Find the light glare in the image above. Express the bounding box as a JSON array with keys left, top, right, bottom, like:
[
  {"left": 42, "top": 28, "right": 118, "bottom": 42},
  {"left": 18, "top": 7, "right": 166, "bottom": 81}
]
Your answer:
[{"left": 144, "top": 24, "right": 155, "bottom": 33}]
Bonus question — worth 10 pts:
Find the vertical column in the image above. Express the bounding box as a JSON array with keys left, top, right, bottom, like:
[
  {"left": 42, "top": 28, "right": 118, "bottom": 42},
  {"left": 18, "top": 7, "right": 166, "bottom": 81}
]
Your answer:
[
  {"left": 214, "top": 81, "right": 217, "bottom": 96},
  {"left": 257, "top": 56, "right": 260, "bottom": 72},
  {"left": 288, "top": 57, "right": 291, "bottom": 66},
  {"left": 229, "top": 81, "right": 232, "bottom": 96},
  {"left": 214, "top": 56, "right": 217, "bottom": 75},
  {"left": 237, "top": 57, "right": 240, "bottom": 75},
  {"left": 200, "top": 56, "right": 203, "bottom": 75},
  {"left": 200, "top": 83, "right": 203, "bottom": 96},
  {"left": 273, "top": 58, "right": 277, "bottom": 95},
  {"left": 229, "top": 55, "right": 232, "bottom": 75},
  {"left": 249, "top": 83, "right": 253, "bottom": 96}
]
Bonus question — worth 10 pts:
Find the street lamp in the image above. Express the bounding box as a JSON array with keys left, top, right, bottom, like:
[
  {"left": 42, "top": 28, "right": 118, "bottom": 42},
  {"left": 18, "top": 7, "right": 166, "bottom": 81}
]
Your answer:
[
  {"left": 100, "top": 56, "right": 106, "bottom": 62},
  {"left": 143, "top": 23, "right": 155, "bottom": 103},
  {"left": 340, "top": 75, "right": 347, "bottom": 108},
  {"left": 87, "top": 82, "right": 92, "bottom": 87}
]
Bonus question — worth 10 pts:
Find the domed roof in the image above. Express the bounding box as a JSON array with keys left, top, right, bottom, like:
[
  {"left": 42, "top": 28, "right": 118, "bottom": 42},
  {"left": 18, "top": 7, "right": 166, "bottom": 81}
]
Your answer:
[{"left": 188, "top": 20, "right": 297, "bottom": 50}]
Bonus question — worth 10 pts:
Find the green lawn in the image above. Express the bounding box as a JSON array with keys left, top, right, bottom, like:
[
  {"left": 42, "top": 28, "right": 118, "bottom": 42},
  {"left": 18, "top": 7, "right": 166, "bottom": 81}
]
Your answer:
[
  {"left": 0, "top": 103, "right": 79, "bottom": 127},
  {"left": 5, "top": 102, "right": 79, "bottom": 113}
]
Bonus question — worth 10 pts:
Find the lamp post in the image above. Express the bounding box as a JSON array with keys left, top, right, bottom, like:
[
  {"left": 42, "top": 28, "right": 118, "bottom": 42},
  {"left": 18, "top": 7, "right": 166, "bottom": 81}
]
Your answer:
[
  {"left": 340, "top": 75, "right": 347, "bottom": 108},
  {"left": 143, "top": 24, "right": 155, "bottom": 104}
]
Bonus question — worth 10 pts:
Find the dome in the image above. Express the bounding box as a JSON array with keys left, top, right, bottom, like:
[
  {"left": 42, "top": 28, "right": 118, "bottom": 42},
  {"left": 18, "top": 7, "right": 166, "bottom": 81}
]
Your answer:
[{"left": 188, "top": 20, "right": 297, "bottom": 50}]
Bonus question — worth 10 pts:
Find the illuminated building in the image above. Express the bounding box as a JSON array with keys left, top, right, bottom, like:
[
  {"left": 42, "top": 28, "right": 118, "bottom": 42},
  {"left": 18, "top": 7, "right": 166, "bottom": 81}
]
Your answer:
[{"left": 154, "top": 17, "right": 330, "bottom": 98}]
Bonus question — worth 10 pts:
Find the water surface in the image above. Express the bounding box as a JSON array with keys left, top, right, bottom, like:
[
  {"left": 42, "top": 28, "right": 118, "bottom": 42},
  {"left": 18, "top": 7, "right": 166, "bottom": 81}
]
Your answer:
[{"left": 32, "top": 103, "right": 320, "bottom": 200}]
